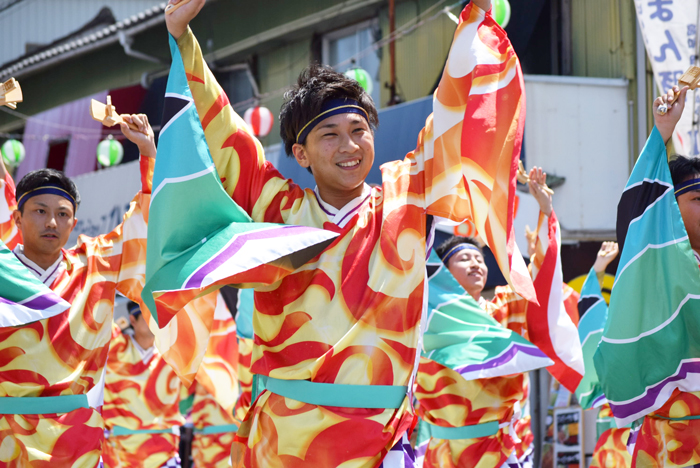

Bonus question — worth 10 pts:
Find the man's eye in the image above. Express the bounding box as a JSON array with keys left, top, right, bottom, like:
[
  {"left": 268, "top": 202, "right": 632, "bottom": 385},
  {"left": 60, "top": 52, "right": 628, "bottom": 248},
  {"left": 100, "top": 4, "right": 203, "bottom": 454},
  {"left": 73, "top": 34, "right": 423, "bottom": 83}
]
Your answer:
[
  {"left": 324, "top": 133, "right": 337, "bottom": 138},
  {"left": 37, "top": 209, "right": 45, "bottom": 214}
]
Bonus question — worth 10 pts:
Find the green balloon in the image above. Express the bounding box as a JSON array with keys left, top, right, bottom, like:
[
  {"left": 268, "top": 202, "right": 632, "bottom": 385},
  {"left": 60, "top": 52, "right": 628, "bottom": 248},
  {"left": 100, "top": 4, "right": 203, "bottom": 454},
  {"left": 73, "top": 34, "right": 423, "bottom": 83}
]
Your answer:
[
  {"left": 96, "top": 138, "right": 124, "bottom": 167},
  {"left": 1, "top": 139, "right": 25, "bottom": 168},
  {"left": 344, "top": 68, "right": 373, "bottom": 94},
  {"left": 493, "top": 0, "right": 511, "bottom": 28}
]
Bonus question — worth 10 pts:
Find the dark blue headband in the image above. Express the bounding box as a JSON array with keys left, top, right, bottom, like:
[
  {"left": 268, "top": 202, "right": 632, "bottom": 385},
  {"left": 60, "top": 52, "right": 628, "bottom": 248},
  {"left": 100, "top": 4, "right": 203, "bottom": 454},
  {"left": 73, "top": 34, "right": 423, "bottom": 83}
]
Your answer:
[
  {"left": 675, "top": 178, "right": 700, "bottom": 198},
  {"left": 127, "top": 302, "right": 142, "bottom": 316},
  {"left": 17, "top": 184, "right": 76, "bottom": 211},
  {"left": 439, "top": 243, "right": 482, "bottom": 265},
  {"left": 296, "top": 98, "right": 370, "bottom": 145}
]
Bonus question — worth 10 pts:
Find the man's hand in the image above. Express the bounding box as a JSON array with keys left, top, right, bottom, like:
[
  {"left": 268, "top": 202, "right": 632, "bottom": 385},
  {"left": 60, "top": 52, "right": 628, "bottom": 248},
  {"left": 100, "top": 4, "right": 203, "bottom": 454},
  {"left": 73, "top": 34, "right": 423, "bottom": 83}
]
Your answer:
[
  {"left": 528, "top": 166, "right": 553, "bottom": 217},
  {"left": 471, "top": 0, "right": 492, "bottom": 13},
  {"left": 654, "top": 85, "right": 689, "bottom": 144},
  {"left": 165, "top": 0, "right": 206, "bottom": 40},
  {"left": 593, "top": 241, "right": 618, "bottom": 274},
  {"left": 120, "top": 114, "right": 156, "bottom": 159}
]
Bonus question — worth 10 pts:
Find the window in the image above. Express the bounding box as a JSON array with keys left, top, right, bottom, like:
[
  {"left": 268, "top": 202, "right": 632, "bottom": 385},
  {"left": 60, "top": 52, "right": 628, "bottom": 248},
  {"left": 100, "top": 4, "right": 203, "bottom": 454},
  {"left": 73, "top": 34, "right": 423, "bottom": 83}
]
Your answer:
[{"left": 322, "top": 20, "right": 381, "bottom": 108}]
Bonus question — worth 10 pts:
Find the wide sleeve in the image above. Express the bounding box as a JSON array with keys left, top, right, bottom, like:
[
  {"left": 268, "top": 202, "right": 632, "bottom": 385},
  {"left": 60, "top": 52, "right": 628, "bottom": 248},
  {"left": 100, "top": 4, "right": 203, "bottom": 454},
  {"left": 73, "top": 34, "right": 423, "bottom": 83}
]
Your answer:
[
  {"left": 89, "top": 155, "right": 154, "bottom": 303},
  {"left": 0, "top": 172, "right": 21, "bottom": 249},
  {"left": 176, "top": 28, "right": 305, "bottom": 223},
  {"left": 400, "top": 3, "right": 532, "bottom": 300}
]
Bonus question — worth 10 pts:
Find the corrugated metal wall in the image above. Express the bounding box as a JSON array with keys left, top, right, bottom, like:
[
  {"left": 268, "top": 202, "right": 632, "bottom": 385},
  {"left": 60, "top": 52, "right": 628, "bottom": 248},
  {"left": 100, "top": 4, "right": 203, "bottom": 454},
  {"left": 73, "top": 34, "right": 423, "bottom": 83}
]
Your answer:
[
  {"left": 0, "top": 0, "right": 162, "bottom": 66},
  {"left": 378, "top": 0, "right": 456, "bottom": 106},
  {"left": 257, "top": 38, "right": 313, "bottom": 147},
  {"left": 571, "top": 0, "right": 635, "bottom": 80}
]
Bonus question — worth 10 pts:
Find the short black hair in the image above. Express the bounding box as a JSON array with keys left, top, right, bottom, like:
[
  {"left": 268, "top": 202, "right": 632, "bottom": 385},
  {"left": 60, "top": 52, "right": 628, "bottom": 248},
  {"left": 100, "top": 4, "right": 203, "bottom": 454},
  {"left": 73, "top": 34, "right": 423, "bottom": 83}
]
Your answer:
[
  {"left": 436, "top": 236, "right": 483, "bottom": 265},
  {"left": 669, "top": 155, "right": 700, "bottom": 186},
  {"left": 16, "top": 169, "right": 80, "bottom": 214},
  {"left": 127, "top": 301, "right": 141, "bottom": 316},
  {"left": 279, "top": 64, "right": 379, "bottom": 157}
]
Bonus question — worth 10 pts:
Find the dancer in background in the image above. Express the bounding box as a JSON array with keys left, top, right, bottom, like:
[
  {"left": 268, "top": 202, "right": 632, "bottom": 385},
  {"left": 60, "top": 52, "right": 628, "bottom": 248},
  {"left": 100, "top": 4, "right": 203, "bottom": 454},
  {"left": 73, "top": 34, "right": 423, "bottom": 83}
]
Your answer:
[
  {"left": 103, "top": 301, "right": 184, "bottom": 468},
  {"left": 0, "top": 114, "right": 155, "bottom": 467},
  {"left": 415, "top": 168, "right": 582, "bottom": 468}
]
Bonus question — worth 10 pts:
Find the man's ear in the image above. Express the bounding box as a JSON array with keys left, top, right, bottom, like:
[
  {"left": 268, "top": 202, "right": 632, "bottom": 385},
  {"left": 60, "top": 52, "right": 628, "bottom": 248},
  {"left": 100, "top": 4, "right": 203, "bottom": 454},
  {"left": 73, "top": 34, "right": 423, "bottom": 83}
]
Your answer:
[
  {"left": 292, "top": 143, "right": 310, "bottom": 169},
  {"left": 71, "top": 218, "right": 78, "bottom": 230},
  {"left": 129, "top": 314, "right": 137, "bottom": 328},
  {"left": 12, "top": 210, "right": 21, "bottom": 230}
]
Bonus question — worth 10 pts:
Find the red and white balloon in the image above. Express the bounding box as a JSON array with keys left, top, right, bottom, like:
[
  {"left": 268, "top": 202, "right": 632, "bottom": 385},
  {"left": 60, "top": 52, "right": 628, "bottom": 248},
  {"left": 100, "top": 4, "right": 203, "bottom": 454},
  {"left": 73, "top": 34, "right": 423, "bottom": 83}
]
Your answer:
[{"left": 244, "top": 106, "right": 274, "bottom": 138}]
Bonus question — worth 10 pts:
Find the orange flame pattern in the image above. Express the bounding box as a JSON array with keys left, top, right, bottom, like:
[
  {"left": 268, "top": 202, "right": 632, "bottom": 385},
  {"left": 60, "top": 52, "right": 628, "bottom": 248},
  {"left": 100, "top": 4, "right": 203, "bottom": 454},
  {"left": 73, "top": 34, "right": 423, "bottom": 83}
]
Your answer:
[
  {"left": 632, "top": 390, "right": 700, "bottom": 468},
  {"left": 0, "top": 173, "right": 20, "bottom": 249},
  {"left": 102, "top": 324, "right": 184, "bottom": 468},
  {"left": 0, "top": 157, "right": 154, "bottom": 466}
]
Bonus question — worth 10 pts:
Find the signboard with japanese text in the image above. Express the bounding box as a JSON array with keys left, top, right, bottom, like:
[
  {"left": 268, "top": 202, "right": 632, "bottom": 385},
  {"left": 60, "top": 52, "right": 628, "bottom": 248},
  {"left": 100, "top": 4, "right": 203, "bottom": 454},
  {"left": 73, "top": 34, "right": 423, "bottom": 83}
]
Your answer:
[{"left": 635, "top": 0, "right": 700, "bottom": 157}]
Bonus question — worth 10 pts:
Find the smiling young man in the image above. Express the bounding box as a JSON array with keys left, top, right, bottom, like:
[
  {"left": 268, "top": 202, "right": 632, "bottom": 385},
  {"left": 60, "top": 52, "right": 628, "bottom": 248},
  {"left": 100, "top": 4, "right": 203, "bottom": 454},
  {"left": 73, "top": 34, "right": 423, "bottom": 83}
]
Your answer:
[
  {"left": 160, "top": 0, "right": 539, "bottom": 466},
  {"left": 0, "top": 115, "right": 156, "bottom": 467}
]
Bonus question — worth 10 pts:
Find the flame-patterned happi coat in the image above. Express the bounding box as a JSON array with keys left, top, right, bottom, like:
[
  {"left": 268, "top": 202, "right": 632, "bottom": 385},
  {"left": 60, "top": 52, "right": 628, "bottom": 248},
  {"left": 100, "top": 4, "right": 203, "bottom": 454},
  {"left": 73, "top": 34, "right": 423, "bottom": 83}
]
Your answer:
[
  {"left": 189, "top": 293, "right": 240, "bottom": 468},
  {"left": 102, "top": 323, "right": 184, "bottom": 468},
  {"left": 175, "top": 3, "right": 527, "bottom": 466},
  {"left": 0, "top": 156, "right": 153, "bottom": 467}
]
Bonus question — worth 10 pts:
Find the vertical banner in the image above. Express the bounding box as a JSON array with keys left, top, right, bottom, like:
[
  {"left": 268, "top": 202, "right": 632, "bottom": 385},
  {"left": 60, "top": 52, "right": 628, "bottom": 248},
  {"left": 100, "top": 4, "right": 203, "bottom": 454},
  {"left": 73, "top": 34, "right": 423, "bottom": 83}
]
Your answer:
[{"left": 635, "top": 0, "right": 700, "bottom": 157}]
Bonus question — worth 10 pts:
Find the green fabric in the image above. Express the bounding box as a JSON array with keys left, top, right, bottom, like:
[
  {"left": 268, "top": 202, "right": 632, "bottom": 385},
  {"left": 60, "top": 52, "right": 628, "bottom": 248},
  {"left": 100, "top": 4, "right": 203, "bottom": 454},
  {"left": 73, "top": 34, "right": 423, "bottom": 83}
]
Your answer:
[
  {"left": 111, "top": 426, "right": 177, "bottom": 436},
  {"left": 194, "top": 423, "right": 239, "bottom": 435},
  {"left": 425, "top": 419, "right": 500, "bottom": 440},
  {"left": 179, "top": 393, "right": 194, "bottom": 415},
  {"left": 596, "top": 417, "right": 616, "bottom": 439},
  {"left": 0, "top": 394, "right": 88, "bottom": 415},
  {"left": 261, "top": 376, "right": 407, "bottom": 409},
  {"left": 423, "top": 251, "right": 552, "bottom": 379}
]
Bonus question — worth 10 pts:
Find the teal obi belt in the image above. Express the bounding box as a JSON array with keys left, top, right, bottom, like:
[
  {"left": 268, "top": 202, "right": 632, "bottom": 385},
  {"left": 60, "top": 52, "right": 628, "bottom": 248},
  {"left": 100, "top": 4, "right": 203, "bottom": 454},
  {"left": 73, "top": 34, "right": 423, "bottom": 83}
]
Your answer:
[
  {"left": 111, "top": 426, "right": 180, "bottom": 437},
  {"left": 194, "top": 423, "right": 239, "bottom": 435},
  {"left": 0, "top": 394, "right": 89, "bottom": 415},
  {"left": 425, "top": 419, "right": 500, "bottom": 440},
  {"left": 260, "top": 376, "right": 407, "bottom": 409},
  {"left": 653, "top": 414, "right": 700, "bottom": 421}
]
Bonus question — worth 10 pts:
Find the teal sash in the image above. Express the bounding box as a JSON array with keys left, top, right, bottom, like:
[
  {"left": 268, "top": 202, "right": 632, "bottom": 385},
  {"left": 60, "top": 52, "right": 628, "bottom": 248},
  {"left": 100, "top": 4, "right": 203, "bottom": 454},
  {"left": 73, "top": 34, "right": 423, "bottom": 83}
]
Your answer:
[
  {"left": 0, "top": 394, "right": 88, "bottom": 415},
  {"left": 261, "top": 376, "right": 407, "bottom": 409},
  {"left": 425, "top": 419, "right": 500, "bottom": 440},
  {"left": 654, "top": 414, "right": 700, "bottom": 421},
  {"left": 194, "top": 423, "right": 239, "bottom": 435},
  {"left": 111, "top": 426, "right": 179, "bottom": 436}
]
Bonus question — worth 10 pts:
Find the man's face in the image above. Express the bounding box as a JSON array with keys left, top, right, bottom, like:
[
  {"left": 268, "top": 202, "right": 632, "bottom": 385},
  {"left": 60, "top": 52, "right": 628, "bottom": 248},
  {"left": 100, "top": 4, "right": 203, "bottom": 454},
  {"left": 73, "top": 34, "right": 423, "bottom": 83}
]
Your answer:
[
  {"left": 677, "top": 179, "right": 700, "bottom": 252},
  {"left": 13, "top": 194, "right": 76, "bottom": 257},
  {"left": 447, "top": 247, "right": 489, "bottom": 298},
  {"left": 129, "top": 313, "right": 154, "bottom": 341},
  {"left": 293, "top": 112, "right": 374, "bottom": 199}
]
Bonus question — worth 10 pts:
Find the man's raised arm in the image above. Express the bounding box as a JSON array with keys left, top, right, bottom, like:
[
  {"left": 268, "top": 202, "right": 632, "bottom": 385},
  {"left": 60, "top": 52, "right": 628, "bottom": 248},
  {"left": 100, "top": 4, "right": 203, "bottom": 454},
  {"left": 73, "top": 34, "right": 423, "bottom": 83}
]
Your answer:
[{"left": 165, "top": 0, "right": 297, "bottom": 222}]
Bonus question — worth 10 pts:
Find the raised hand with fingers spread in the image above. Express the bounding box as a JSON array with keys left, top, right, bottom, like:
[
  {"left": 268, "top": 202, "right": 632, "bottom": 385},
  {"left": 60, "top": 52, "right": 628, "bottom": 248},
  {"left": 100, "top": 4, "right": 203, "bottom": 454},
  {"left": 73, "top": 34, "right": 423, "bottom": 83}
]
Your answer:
[{"left": 528, "top": 166, "right": 553, "bottom": 216}]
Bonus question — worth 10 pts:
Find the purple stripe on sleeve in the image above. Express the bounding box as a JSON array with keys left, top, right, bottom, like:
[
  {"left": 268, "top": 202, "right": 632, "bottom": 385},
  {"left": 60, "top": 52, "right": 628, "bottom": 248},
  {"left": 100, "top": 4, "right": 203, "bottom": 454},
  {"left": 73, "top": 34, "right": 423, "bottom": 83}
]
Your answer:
[
  {"left": 608, "top": 360, "right": 700, "bottom": 420},
  {"left": 185, "top": 225, "right": 328, "bottom": 289},
  {"left": 453, "top": 343, "right": 549, "bottom": 376}
]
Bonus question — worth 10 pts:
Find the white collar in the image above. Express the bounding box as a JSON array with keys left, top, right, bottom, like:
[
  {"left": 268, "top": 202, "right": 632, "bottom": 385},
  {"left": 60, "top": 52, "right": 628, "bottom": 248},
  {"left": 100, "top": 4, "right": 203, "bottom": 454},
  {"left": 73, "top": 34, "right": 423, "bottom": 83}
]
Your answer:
[
  {"left": 125, "top": 328, "right": 156, "bottom": 364},
  {"left": 13, "top": 244, "right": 65, "bottom": 287},
  {"left": 313, "top": 183, "right": 372, "bottom": 228}
]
